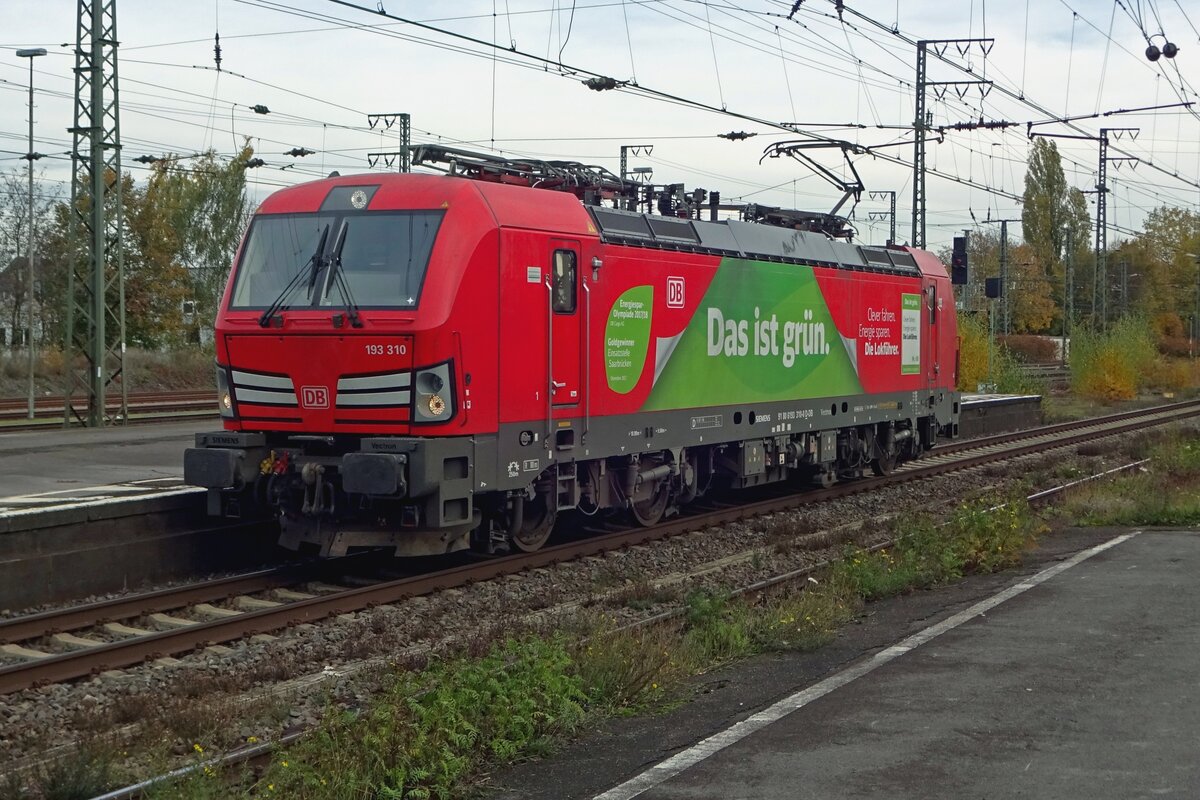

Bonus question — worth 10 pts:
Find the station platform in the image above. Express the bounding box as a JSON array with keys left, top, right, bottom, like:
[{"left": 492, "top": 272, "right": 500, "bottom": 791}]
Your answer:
[
  {"left": 488, "top": 529, "right": 1199, "bottom": 799},
  {"left": 0, "top": 417, "right": 281, "bottom": 610},
  {"left": 0, "top": 419, "right": 211, "bottom": 514},
  {"left": 959, "top": 393, "right": 1042, "bottom": 437}
]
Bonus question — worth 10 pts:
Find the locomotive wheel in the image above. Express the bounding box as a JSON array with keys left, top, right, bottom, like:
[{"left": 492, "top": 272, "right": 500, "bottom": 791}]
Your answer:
[
  {"left": 630, "top": 479, "right": 671, "bottom": 527},
  {"left": 508, "top": 492, "right": 556, "bottom": 553},
  {"left": 870, "top": 453, "right": 896, "bottom": 477},
  {"left": 813, "top": 469, "right": 836, "bottom": 489}
]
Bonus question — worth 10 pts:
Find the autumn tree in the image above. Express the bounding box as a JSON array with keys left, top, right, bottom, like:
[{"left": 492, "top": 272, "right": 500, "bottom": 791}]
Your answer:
[
  {"left": 1021, "top": 138, "right": 1091, "bottom": 325},
  {"left": 149, "top": 146, "right": 255, "bottom": 332},
  {"left": 1007, "top": 243, "right": 1058, "bottom": 332},
  {"left": 123, "top": 171, "right": 193, "bottom": 347},
  {"left": 1137, "top": 206, "right": 1200, "bottom": 324},
  {"left": 38, "top": 147, "right": 255, "bottom": 350}
]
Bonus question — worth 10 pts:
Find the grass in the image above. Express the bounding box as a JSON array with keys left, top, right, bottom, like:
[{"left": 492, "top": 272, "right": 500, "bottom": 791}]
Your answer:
[
  {"left": 1055, "top": 430, "right": 1200, "bottom": 527},
  {"left": 121, "top": 494, "right": 1044, "bottom": 800},
  {"left": 1, "top": 742, "right": 117, "bottom": 800}
]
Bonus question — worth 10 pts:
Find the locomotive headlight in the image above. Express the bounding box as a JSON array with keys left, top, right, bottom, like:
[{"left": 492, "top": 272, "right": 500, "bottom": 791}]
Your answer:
[
  {"left": 215, "top": 364, "right": 236, "bottom": 419},
  {"left": 413, "top": 361, "right": 454, "bottom": 423}
]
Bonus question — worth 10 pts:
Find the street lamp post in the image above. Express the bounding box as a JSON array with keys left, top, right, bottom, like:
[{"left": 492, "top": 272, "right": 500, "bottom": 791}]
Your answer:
[{"left": 17, "top": 47, "right": 46, "bottom": 420}]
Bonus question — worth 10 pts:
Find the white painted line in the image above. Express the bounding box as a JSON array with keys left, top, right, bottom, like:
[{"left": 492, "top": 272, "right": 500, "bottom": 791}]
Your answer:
[
  {"left": 593, "top": 531, "right": 1141, "bottom": 800},
  {"left": 0, "top": 486, "right": 204, "bottom": 519}
]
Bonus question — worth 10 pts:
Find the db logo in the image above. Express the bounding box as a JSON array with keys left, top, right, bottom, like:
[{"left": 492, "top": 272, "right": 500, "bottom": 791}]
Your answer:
[
  {"left": 301, "top": 386, "right": 329, "bottom": 409},
  {"left": 667, "top": 276, "right": 685, "bottom": 308}
]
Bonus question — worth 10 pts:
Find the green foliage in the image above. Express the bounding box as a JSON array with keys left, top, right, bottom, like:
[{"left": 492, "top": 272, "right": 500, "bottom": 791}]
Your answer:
[
  {"left": 574, "top": 623, "right": 679, "bottom": 712},
  {"left": 681, "top": 591, "right": 753, "bottom": 662},
  {"left": 149, "top": 147, "right": 255, "bottom": 324},
  {"left": 1137, "top": 207, "right": 1200, "bottom": 323},
  {"left": 241, "top": 637, "right": 585, "bottom": 800},
  {"left": 35, "top": 148, "right": 253, "bottom": 350},
  {"left": 748, "top": 574, "right": 860, "bottom": 652},
  {"left": 1022, "top": 138, "right": 1090, "bottom": 284},
  {"left": 838, "top": 500, "right": 1041, "bottom": 600}
]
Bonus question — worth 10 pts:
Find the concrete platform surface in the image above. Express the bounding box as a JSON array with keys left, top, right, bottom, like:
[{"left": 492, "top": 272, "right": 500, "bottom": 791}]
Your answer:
[
  {"left": 0, "top": 420, "right": 215, "bottom": 511},
  {"left": 600, "top": 530, "right": 1199, "bottom": 800}
]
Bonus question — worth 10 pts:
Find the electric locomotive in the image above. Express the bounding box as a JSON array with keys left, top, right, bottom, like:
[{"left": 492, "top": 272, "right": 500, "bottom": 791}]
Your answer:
[{"left": 184, "top": 147, "right": 960, "bottom": 557}]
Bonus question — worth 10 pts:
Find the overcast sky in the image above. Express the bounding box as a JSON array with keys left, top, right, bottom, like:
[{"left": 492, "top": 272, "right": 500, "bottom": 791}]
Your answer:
[{"left": 1, "top": 0, "right": 1197, "bottom": 250}]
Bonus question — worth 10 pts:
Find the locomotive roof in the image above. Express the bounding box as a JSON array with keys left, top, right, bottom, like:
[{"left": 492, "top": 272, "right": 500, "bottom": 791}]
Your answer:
[
  {"left": 256, "top": 173, "right": 930, "bottom": 277},
  {"left": 587, "top": 206, "right": 921, "bottom": 276}
]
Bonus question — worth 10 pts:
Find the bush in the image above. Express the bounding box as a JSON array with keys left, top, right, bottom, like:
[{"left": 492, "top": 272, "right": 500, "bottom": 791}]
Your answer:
[
  {"left": 1069, "top": 317, "right": 1157, "bottom": 401},
  {"left": 1142, "top": 358, "right": 1192, "bottom": 393},
  {"left": 956, "top": 314, "right": 1044, "bottom": 395},
  {"left": 997, "top": 335, "right": 1058, "bottom": 363},
  {"left": 957, "top": 314, "right": 991, "bottom": 392},
  {"left": 1157, "top": 335, "right": 1193, "bottom": 358},
  {"left": 1151, "top": 311, "right": 1185, "bottom": 340}
]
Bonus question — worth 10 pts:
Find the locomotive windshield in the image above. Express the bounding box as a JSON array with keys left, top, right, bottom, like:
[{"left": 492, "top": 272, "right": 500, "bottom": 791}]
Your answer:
[{"left": 229, "top": 210, "right": 443, "bottom": 310}]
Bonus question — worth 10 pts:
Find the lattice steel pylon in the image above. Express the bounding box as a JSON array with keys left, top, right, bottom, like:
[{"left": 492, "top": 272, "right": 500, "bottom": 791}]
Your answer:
[{"left": 64, "top": 0, "right": 127, "bottom": 427}]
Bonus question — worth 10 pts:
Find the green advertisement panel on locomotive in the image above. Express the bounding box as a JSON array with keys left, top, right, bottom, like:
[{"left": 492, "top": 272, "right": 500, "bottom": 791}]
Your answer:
[{"left": 603, "top": 259, "right": 924, "bottom": 409}]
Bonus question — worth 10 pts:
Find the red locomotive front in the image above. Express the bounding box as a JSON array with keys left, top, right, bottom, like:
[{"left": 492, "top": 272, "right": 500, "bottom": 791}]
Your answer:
[{"left": 186, "top": 149, "right": 959, "bottom": 557}]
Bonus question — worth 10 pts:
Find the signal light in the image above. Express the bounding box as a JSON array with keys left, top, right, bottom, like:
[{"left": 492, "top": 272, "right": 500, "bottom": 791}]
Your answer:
[{"left": 951, "top": 235, "right": 969, "bottom": 285}]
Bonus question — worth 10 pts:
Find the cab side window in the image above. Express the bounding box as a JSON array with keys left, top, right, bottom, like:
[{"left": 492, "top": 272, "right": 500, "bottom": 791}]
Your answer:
[{"left": 553, "top": 250, "right": 577, "bottom": 314}]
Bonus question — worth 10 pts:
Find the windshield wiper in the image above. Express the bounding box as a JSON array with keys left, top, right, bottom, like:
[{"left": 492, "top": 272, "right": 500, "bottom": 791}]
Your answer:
[
  {"left": 325, "top": 221, "right": 363, "bottom": 328},
  {"left": 258, "top": 225, "right": 330, "bottom": 328}
]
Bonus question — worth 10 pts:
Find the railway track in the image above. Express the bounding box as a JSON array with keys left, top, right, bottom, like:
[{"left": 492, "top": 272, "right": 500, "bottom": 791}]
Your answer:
[
  {"left": 2, "top": 398, "right": 1197, "bottom": 695},
  {"left": 0, "top": 389, "right": 216, "bottom": 429}
]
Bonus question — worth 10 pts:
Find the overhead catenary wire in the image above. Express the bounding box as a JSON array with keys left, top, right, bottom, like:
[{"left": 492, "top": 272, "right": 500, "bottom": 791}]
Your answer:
[{"left": 1, "top": 0, "right": 1196, "bottom": 249}]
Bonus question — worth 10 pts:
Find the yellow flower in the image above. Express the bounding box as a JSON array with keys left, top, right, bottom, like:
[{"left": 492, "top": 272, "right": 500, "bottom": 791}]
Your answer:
[
  {"left": 247, "top": 735, "right": 259, "bottom": 743},
  {"left": 268, "top": 784, "right": 275, "bottom": 792},
  {"left": 281, "top": 761, "right": 289, "bottom": 768},
  {"left": 193, "top": 744, "right": 204, "bottom": 754},
  {"left": 651, "top": 683, "right": 658, "bottom": 689}
]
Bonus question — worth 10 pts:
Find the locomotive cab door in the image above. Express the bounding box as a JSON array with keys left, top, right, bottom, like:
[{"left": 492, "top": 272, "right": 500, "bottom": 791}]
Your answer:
[
  {"left": 923, "top": 278, "right": 939, "bottom": 389},
  {"left": 548, "top": 242, "right": 582, "bottom": 409}
]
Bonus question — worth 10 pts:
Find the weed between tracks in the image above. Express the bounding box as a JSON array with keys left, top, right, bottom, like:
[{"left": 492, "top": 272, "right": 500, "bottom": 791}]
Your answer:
[
  {"left": 1053, "top": 431, "right": 1200, "bottom": 527},
  {"left": 91, "top": 494, "right": 1043, "bottom": 800}
]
